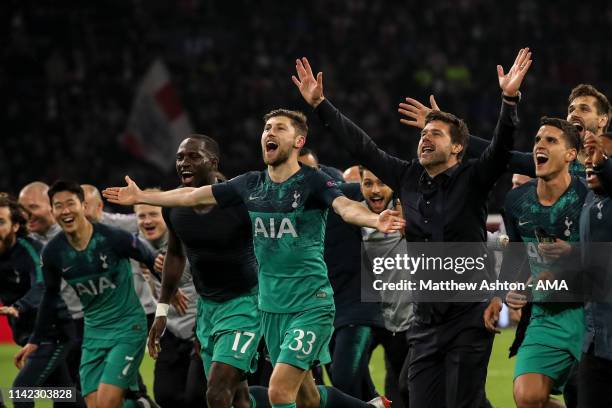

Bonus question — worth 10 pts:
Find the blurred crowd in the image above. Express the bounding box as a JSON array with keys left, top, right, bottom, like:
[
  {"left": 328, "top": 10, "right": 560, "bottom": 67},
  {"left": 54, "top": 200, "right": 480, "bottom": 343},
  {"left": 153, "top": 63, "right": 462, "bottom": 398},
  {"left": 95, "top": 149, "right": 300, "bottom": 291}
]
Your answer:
[{"left": 2, "top": 0, "right": 611, "bottom": 210}]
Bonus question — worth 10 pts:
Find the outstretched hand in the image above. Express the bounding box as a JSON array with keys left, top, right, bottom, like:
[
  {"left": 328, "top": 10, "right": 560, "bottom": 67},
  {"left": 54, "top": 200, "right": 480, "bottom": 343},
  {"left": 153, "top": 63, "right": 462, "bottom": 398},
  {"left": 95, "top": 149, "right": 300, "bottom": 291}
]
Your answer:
[
  {"left": 102, "top": 176, "right": 142, "bottom": 206},
  {"left": 292, "top": 57, "right": 325, "bottom": 108},
  {"left": 498, "top": 47, "right": 533, "bottom": 97},
  {"left": 376, "top": 209, "right": 406, "bottom": 234},
  {"left": 398, "top": 95, "right": 440, "bottom": 129}
]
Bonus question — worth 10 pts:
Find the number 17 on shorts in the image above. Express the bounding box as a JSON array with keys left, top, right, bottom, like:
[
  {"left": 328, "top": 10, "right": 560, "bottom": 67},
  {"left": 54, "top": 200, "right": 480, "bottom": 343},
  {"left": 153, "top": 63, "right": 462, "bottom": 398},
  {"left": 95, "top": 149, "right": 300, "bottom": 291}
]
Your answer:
[{"left": 231, "top": 331, "right": 256, "bottom": 356}]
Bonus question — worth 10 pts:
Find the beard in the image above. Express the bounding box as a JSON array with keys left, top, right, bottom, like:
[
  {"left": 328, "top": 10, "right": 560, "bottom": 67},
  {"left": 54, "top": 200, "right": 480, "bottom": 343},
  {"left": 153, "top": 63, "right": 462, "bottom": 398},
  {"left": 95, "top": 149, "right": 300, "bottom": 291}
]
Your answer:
[
  {"left": 418, "top": 150, "right": 449, "bottom": 168},
  {"left": 0, "top": 233, "right": 15, "bottom": 255},
  {"left": 263, "top": 145, "right": 292, "bottom": 167}
]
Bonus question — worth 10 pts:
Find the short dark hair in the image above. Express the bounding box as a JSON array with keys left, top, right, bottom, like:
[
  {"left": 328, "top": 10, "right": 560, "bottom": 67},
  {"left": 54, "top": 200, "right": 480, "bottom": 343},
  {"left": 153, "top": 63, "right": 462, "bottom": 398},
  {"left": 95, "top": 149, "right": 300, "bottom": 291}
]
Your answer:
[
  {"left": 263, "top": 109, "right": 308, "bottom": 137},
  {"left": 48, "top": 180, "right": 85, "bottom": 203},
  {"left": 358, "top": 165, "right": 365, "bottom": 178},
  {"left": 187, "top": 134, "right": 220, "bottom": 160},
  {"left": 298, "top": 147, "right": 318, "bottom": 161},
  {"left": 424, "top": 111, "right": 470, "bottom": 160},
  {"left": 0, "top": 194, "right": 27, "bottom": 237},
  {"left": 539, "top": 117, "right": 582, "bottom": 153},
  {"left": 568, "top": 84, "right": 611, "bottom": 130}
]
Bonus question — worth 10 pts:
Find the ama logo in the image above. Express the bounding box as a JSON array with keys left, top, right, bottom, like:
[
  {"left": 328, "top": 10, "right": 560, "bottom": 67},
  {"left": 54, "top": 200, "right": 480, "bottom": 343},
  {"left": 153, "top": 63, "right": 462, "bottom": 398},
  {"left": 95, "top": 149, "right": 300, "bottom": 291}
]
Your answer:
[{"left": 254, "top": 217, "right": 298, "bottom": 238}]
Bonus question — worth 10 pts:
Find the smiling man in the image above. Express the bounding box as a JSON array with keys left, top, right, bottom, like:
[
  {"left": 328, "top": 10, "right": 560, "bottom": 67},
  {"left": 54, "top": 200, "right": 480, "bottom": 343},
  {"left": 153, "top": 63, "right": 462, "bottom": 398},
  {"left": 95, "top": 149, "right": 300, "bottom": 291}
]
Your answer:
[
  {"left": 18, "top": 181, "right": 156, "bottom": 408},
  {"left": 18, "top": 182, "right": 60, "bottom": 245}
]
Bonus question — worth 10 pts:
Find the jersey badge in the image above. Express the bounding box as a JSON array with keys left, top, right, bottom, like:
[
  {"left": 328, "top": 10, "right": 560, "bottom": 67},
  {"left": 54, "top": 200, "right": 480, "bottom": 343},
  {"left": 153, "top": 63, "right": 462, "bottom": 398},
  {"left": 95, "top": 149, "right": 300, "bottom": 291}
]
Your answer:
[
  {"left": 596, "top": 201, "right": 604, "bottom": 220},
  {"left": 563, "top": 216, "right": 573, "bottom": 237},
  {"left": 100, "top": 254, "right": 109, "bottom": 269},
  {"left": 292, "top": 191, "right": 301, "bottom": 209}
]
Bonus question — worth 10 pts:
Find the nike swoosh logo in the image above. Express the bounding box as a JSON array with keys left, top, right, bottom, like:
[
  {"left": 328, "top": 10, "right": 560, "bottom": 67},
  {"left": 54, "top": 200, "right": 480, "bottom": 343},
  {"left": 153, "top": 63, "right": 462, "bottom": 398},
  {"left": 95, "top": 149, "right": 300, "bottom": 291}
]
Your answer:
[
  {"left": 121, "top": 356, "right": 134, "bottom": 376},
  {"left": 518, "top": 221, "right": 530, "bottom": 226},
  {"left": 62, "top": 266, "right": 73, "bottom": 272}
]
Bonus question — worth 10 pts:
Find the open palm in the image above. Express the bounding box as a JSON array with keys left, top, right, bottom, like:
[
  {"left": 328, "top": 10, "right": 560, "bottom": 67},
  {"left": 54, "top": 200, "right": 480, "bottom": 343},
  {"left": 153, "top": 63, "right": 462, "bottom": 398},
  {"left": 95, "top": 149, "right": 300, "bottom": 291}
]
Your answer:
[
  {"left": 292, "top": 57, "right": 325, "bottom": 107},
  {"left": 102, "top": 176, "right": 142, "bottom": 206},
  {"left": 498, "top": 48, "right": 532, "bottom": 97},
  {"left": 377, "top": 209, "right": 406, "bottom": 233}
]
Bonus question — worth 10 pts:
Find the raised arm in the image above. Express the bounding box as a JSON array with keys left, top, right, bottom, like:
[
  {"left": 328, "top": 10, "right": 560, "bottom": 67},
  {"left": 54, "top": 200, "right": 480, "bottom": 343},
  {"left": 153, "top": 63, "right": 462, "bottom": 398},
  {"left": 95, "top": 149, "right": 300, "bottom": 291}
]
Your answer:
[
  {"left": 473, "top": 48, "right": 532, "bottom": 187},
  {"left": 292, "top": 57, "right": 410, "bottom": 192},
  {"left": 102, "top": 176, "right": 216, "bottom": 207},
  {"left": 469, "top": 135, "right": 536, "bottom": 177},
  {"left": 398, "top": 49, "right": 536, "bottom": 178},
  {"left": 331, "top": 196, "right": 405, "bottom": 233}
]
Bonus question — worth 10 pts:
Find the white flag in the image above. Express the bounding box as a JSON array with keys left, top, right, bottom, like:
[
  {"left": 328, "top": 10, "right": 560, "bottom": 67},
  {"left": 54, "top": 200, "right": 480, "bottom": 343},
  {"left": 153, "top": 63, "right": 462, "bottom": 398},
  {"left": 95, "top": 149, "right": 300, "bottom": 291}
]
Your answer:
[{"left": 121, "top": 59, "right": 193, "bottom": 169}]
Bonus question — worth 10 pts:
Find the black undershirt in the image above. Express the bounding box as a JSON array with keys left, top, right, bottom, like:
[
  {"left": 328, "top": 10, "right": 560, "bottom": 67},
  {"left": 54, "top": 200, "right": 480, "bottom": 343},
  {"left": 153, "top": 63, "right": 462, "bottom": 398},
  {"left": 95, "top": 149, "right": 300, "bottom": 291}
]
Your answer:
[{"left": 163, "top": 202, "right": 258, "bottom": 302}]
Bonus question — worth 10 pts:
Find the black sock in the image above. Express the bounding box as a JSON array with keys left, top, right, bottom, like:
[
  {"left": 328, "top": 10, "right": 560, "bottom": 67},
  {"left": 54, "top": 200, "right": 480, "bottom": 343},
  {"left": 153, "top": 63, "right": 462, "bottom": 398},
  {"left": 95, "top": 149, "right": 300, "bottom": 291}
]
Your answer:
[
  {"left": 318, "top": 385, "right": 372, "bottom": 407},
  {"left": 249, "top": 385, "right": 271, "bottom": 408}
]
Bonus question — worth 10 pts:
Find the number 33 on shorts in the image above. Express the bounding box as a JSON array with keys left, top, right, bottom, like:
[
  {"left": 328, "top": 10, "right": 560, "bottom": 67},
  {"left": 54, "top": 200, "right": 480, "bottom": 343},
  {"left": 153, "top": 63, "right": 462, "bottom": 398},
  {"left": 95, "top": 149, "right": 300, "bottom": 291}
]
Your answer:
[{"left": 288, "top": 329, "right": 316, "bottom": 355}]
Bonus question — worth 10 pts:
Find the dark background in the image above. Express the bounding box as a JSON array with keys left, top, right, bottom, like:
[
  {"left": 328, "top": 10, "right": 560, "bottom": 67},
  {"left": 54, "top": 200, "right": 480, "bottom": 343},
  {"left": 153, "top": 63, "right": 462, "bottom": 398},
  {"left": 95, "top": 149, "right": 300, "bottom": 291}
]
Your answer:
[{"left": 2, "top": 0, "right": 610, "bottom": 211}]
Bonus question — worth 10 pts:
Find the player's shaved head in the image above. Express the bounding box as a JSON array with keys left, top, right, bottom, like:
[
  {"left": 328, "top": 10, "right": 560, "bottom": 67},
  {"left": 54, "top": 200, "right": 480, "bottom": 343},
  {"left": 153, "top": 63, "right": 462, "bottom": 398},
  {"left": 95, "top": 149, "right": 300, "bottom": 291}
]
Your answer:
[
  {"left": 81, "top": 184, "right": 104, "bottom": 222},
  {"left": 19, "top": 181, "right": 49, "bottom": 199},
  {"left": 81, "top": 184, "right": 102, "bottom": 203},
  {"left": 186, "top": 134, "right": 220, "bottom": 160},
  {"left": 18, "top": 181, "right": 55, "bottom": 234},
  {"left": 343, "top": 166, "right": 361, "bottom": 183}
]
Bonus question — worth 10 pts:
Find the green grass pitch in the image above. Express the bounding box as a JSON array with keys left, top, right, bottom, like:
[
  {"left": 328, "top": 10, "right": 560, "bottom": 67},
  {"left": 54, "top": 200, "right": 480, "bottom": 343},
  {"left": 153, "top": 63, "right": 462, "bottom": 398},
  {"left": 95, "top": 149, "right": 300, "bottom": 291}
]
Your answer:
[{"left": 0, "top": 329, "right": 516, "bottom": 407}]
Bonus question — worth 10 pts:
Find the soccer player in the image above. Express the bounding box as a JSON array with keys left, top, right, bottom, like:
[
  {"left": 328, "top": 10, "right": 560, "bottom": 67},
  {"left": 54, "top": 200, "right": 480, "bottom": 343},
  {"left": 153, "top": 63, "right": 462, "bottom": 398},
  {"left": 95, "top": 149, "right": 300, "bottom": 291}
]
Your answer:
[
  {"left": 18, "top": 181, "right": 157, "bottom": 408},
  {"left": 103, "top": 113, "right": 404, "bottom": 408},
  {"left": 292, "top": 49, "right": 527, "bottom": 407},
  {"left": 577, "top": 131, "right": 612, "bottom": 406},
  {"left": 133, "top": 197, "right": 205, "bottom": 408},
  {"left": 81, "top": 184, "right": 159, "bottom": 320},
  {"left": 298, "top": 152, "right": 384, "bottom": 400},
  {"left": 80, "top": 183, "right": 162, "bottom": 408},
  {"left": 483, "top": 118, "right": 587, "bottom": 408},
  {"left": 146, "top": 135, "right": 263, "bottom": 408},
  {"left": 18, "top": 181, "right": 85, "bottom": 387}
]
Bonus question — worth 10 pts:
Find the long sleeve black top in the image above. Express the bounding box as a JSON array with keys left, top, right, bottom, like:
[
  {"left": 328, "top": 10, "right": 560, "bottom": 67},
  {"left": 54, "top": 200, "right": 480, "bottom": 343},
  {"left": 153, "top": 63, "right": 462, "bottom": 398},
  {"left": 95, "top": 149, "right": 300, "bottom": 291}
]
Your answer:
[
  {"left": 315, "top": 98, "right": 517, "bottom": 243},
  {"left": 315, "top": 98, "right": 518, "bottom": 324}
]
